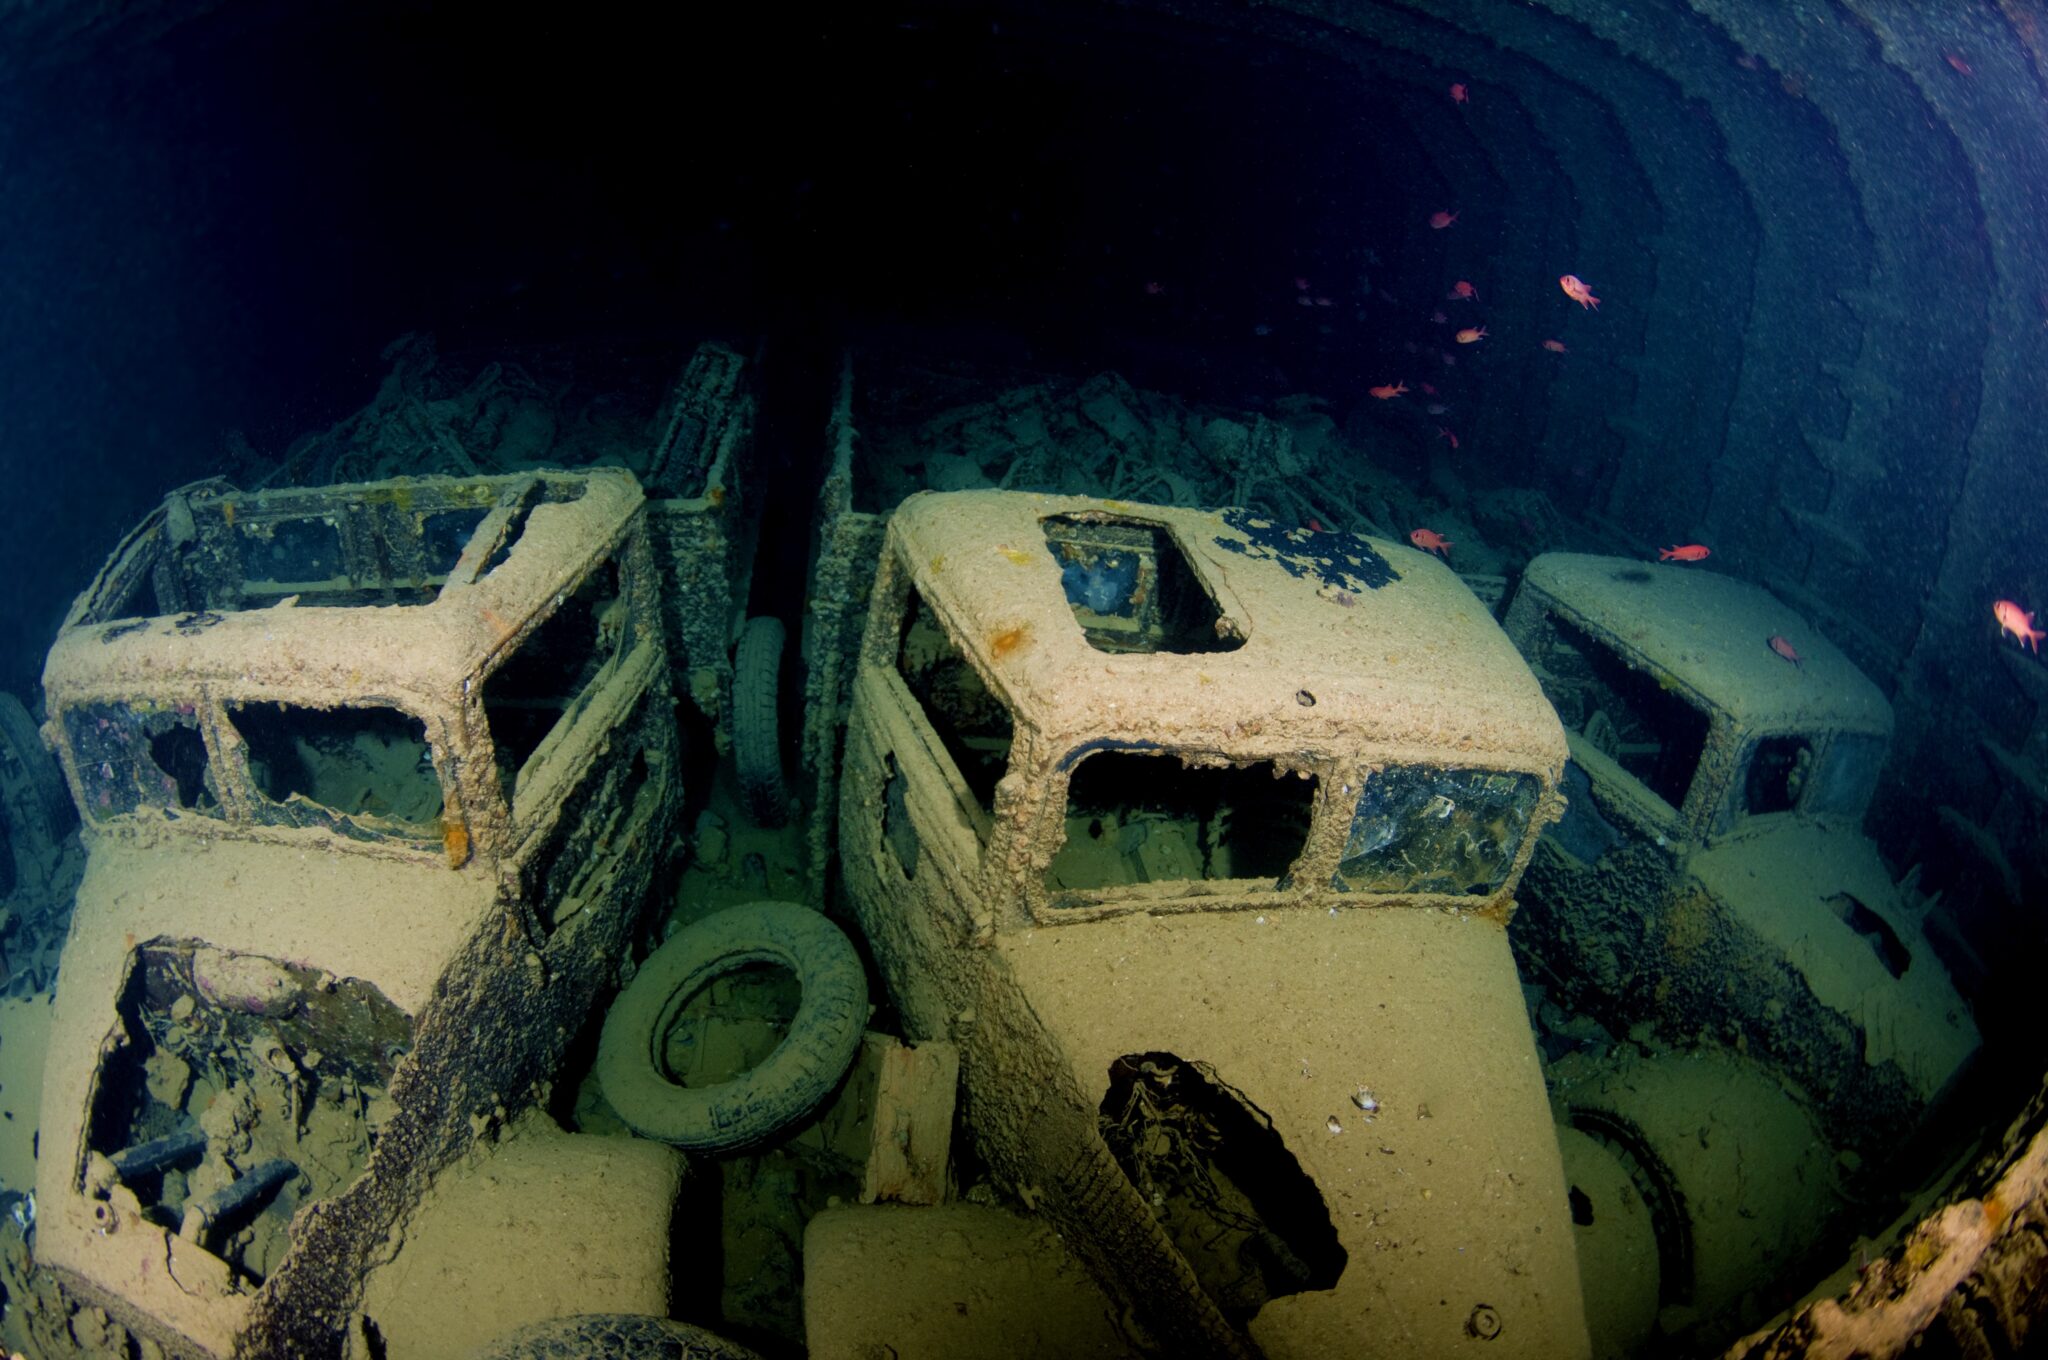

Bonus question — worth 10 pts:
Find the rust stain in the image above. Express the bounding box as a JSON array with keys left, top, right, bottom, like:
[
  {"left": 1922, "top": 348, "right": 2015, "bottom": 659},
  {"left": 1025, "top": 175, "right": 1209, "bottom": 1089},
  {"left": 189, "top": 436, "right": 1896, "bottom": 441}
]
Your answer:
[{"left": 441, "top": 817, "right": 471, "bottom": 869}]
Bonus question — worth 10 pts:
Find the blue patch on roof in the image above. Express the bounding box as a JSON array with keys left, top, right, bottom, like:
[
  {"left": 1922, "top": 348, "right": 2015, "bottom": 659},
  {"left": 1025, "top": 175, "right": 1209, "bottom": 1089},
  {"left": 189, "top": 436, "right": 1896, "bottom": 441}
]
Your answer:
[{"left": 1213, "top": 508, "right": 1398, "bottom": 592}]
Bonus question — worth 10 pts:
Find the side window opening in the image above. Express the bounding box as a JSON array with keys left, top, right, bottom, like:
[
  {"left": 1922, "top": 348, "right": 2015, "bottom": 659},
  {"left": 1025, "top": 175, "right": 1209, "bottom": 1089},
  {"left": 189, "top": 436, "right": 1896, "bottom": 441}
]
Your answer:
[
  {"left": 99, "top": 553, "right": 167, "bottom": 623},
  {"left": 481, "top": 557, "right": 626, "bottom": 805},
  {"left": 1046, "top": 751, "right": 1314, "bottom": 900},
  {"left": 230, "top": 702, "right": 441, "bottom": 838},
  {"left": 882, "top": 753, "right": 919, "bottom": 880},
  {"left": 1040, "top": 514, "right": 1242, "bottom": 656},
  {"left": 1535, "top": 613, "right": 1709, "bottom": 813},
  {"left": 1745, "top": 735, "right": 1814, "bottom": 816},
  {"left": 895, "top": 585, "right": 1013, "bottom": 821},
  {"left": 518, "top": 687, "right": 665, "bottom": 937},
  {"left": 1099, "top": 1052, "right": 1346, "bottom": 1326}
]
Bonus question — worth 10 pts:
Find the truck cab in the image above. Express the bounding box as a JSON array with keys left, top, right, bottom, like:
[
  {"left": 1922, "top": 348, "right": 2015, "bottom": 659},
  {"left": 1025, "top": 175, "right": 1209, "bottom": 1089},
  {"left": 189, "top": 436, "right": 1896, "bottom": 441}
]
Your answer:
[
  {"left": 31, "top": 469, "right": 684, "bottom": 1357},
  {"left": 839, "top": 490, "right": 1591, "bottom": 1359},
  {"left": 1502, "top": 554, "right": 1977, "bottom": 1167}
]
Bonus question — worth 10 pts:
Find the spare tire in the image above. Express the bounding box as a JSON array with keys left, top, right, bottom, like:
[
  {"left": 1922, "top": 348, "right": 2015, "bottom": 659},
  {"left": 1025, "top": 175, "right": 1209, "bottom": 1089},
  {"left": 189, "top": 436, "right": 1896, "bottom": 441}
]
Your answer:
[
  {"left": 732, "top": 616, "right": 791, "bottom": 828},
  {"left": 0, "top": 695, "right": 70, "bottom": 842},
  {"left": 597, "top": 901, "right": 866, "bottom": 1153}
]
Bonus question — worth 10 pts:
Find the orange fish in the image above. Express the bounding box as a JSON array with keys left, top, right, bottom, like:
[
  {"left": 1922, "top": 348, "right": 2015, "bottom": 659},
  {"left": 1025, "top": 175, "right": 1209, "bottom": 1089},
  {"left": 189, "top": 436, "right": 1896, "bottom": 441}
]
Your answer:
[
  {"left": 1542, "top": 339, "right": 1568, "bottom": 353},
  {"left": 1368, "top": 380, "right": 1409, "bottom": 400},
  {"left": 1449, "top": 82, "right": 1469, "bottom": 104},
  {"left": 1559, "top": 274, "right": 1601, "bottom": 309},
  {"left": 1455, "top": 325, "right": 1487, "bottom": 344},
  {"left": 1768, "top": 635, "right": 1803, "bottom": 667},
  {"left": 1410, "top": 528, "right": 1453, "bottom": 558},
  {"left": 1429, "top": 209, "right": 1460, "bottom": 229},
  {"left": 1659, "top": 543, "right": 1711, "bottom": 562},
  {"left": 1447, "top": 280, "right": 1479, "bottom": 301},
  {"left": 1436, "top": 426, "right": 1459, "bottom": 449},
  {"left": 1995, "top": 599, "right": 2046, "bottom": 652}
]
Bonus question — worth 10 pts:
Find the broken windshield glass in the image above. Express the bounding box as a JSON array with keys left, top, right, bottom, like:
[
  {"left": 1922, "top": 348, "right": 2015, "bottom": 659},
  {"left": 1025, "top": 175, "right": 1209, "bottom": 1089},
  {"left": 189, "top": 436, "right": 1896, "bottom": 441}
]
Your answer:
[{"left": 1334, "top": 765, "right": 1541, "bottom": 897}]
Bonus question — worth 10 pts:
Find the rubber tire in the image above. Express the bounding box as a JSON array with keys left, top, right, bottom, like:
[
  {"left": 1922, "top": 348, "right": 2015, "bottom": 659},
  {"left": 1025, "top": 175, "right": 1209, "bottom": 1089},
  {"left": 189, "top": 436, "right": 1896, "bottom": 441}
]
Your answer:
[
  {"left": 471, "top": 1313, "right": 765, "bottom": 1360},
  {"left": 597, "top": 901, "right": 866, "bottom": 1153},
  {"left": 732, "top": 616, "right": 792, "bottom": 828},
  {"left": 0, "top": 695, "right": 69, "bottom": 840}
]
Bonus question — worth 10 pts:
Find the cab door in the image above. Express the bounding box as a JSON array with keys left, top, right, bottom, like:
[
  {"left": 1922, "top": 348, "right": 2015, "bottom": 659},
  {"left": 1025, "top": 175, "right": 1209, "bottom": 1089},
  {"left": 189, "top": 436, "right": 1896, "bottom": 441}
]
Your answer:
[{"left": 842, "top": 564, "right": 1015, "bottom": 949}]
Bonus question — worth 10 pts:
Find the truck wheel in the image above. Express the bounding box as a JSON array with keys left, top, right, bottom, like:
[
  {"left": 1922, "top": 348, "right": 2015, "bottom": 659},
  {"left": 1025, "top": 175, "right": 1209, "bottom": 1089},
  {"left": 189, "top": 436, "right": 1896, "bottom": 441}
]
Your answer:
[
  {"left": 471, "top": 1313, "right": 765, "bottom": 1360},
  {"left": 597, "top": 902, "right": 866, "bottom": 1153},
  {"left": 0, "top": 695, "right": 69, "bottom": 840},
  {"left": 733, "top": 616, "right": 791, "bottom": 828}
]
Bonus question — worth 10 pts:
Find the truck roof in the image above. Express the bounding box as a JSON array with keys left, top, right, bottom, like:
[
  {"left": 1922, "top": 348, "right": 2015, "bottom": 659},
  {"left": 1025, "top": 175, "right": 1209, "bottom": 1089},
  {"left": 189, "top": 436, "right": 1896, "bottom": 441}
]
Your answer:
[
  {"left": 42, "top": 469, "right": 642, "bottom": 711},
  {"left": 891, "top": 490, "right": 1566, "bottom": 772},
  {"left": 1519, "top": 553, "right": 1892, "bottom": 737}
]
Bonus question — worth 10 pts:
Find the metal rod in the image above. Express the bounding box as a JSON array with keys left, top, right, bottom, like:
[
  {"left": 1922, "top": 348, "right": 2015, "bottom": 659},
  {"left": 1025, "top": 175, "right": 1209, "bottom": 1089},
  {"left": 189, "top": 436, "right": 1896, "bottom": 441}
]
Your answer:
[
  {"left": 178, "top": 1158, "right": 296, "bottom": 1245},
  {"left": 107, "top": 1128, "right": 206, "bottom": 1181}
]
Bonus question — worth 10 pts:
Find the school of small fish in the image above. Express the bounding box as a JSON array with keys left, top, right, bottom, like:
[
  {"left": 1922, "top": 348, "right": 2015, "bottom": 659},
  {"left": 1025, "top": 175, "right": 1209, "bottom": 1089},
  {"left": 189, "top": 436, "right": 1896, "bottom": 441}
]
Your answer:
[
  {"left": 1273, "top": 79, "right": 2025, "bottom": 661},
  {"left": 1276, "top": 80, "right": 1609, "bottom": 506}
]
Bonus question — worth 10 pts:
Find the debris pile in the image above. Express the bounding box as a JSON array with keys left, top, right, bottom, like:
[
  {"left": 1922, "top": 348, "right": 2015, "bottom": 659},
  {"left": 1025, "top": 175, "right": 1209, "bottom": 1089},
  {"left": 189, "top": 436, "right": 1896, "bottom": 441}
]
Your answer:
[{"left": 235, "top": 333, "right": 663, "bottom": 489}]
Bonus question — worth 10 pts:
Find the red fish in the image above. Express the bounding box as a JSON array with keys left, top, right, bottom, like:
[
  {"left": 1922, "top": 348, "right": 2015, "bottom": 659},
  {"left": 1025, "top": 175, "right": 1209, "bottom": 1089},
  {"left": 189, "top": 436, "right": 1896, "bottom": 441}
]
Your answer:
[
  {"left": 1436, "top": 426, "right": 1460, "bottom": 449},
  {"left": 1768, "top": 635, "right": 1803, "bottom": 667},
  {"left": 1448, "top": 280, "right": 1479, "bottom": 301},
  {"left": 1368, "top": 380, "right": 1409, "bottom": 400},
  {"left": 1659, "top": 543, "right": 1711, "bottom": 562},
  {"left": 1431, "top": 310, "right": 1450, "bottom": 324},
  {"left": 1945, "top": 51, "right": 1974, "bottom": 77},
  {"left": 1420, "top": 382, "right": 1439, "bottom": 396},
  {"left": 1429, "top": 209, "right": 1460, "bottom": 230},
  {"left": 1559, "top": 274, "right": 1601, "bottom": 309},
  {"left": 1409, "top": 528, "right": 1454, "bottom": 558},
  {"left": 1455, "top": 325, "right": 1487, "bottom": 344},
  {"left": 1996, "top": 599, "right": 2046, "bottom": 652},
  {"left": 1542, "top": 339, "right": 1569, "bottom": 353},
  {"left": 1449, "top": 82, "right": 1469, "bottom": 104}
]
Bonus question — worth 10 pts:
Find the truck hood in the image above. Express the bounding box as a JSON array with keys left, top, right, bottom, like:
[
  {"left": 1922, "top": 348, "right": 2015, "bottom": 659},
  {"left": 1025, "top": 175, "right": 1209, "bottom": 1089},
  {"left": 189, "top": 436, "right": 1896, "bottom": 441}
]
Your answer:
[{"left": 996, "top": 904, "right": 1590, "bottom": 1359}]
